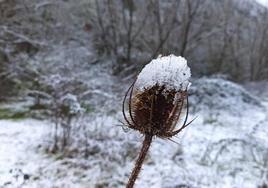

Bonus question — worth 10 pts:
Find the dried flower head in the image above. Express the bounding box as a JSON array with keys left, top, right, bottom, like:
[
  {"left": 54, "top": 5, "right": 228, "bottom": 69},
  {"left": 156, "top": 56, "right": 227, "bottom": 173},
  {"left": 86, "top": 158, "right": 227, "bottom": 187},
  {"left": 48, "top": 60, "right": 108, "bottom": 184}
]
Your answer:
[
  {"left": 123, "top": 54, "right": 192, "bottom": 138},
  {"left": 123, "top": 54, "right": 193, "bottom": 188}
]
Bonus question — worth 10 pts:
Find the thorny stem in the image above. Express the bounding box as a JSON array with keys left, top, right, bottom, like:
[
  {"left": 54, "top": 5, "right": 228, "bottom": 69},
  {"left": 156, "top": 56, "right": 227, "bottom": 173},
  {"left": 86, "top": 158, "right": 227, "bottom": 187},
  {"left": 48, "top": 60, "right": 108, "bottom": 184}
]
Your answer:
[{"left": 126, "top": 134, "right": 153, "bottom": 188}]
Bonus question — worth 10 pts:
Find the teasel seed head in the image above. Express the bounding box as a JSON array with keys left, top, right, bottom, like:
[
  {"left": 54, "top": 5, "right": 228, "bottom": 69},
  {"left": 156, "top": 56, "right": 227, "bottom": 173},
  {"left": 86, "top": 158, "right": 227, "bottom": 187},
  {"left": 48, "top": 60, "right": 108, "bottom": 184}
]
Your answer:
[
  {"left": 124, "top": 55, "right": 192, "bottom": 188},
  {"left": 123, "top": 54, "right": 192, "bottom": 138}
]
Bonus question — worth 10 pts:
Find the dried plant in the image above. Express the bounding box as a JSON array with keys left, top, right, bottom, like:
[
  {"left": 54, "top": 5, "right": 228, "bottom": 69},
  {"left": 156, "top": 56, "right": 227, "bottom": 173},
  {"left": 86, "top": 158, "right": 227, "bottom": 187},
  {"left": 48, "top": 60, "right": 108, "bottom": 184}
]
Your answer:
[{"left": 122, "top": 55, "right": 193, "bottom": 188}]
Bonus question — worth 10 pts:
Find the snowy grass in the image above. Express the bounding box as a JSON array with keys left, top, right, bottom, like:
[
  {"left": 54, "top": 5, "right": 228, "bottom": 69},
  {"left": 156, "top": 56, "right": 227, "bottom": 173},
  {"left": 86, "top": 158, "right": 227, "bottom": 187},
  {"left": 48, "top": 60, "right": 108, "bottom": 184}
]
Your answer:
[{"left": 0, "top": 105, "right": 267, "bottom": 187}]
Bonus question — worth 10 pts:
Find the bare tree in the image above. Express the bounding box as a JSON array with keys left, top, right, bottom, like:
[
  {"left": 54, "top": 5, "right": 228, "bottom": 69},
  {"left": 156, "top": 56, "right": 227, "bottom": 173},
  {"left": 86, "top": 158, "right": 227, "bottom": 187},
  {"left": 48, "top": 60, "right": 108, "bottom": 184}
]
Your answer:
[{"left": 249, "top": 9, "right": 268, "bottom": 80}]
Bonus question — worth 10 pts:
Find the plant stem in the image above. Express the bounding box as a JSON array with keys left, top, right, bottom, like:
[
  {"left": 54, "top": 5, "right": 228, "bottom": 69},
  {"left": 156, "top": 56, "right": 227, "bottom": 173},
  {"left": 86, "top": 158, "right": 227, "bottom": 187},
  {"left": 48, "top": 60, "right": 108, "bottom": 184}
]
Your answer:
[{"left": 126, "top": 134, "right": 153, "bottom": 188}]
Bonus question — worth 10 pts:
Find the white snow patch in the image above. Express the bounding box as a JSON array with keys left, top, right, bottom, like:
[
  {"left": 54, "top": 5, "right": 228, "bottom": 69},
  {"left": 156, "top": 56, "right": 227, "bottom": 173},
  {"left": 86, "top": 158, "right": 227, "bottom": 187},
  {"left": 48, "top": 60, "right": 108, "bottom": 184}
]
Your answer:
[
  {"left": 135, "top": 54, "right": 191, "bottom": 91},
  {"left": 0, "top": 119, "right": 49, "bottom": 187}
]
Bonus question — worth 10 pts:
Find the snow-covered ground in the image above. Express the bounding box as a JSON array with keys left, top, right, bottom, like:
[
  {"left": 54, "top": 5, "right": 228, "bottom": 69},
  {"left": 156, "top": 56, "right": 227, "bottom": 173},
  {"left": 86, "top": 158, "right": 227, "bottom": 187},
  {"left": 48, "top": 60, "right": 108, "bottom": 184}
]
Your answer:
[
  {"left": 0, "top": 119, "right": 50, "bottom": 187},
  {"left": 0, "top": 79, "right": 268, "bottom": 188}
]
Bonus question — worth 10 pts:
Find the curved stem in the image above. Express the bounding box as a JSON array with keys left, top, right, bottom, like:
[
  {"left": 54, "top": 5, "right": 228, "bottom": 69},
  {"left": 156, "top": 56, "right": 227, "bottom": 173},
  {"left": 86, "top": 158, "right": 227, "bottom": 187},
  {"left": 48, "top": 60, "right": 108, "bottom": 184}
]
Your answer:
[{"left": 126, "top": 134, "right": 153, "bottom": 188}]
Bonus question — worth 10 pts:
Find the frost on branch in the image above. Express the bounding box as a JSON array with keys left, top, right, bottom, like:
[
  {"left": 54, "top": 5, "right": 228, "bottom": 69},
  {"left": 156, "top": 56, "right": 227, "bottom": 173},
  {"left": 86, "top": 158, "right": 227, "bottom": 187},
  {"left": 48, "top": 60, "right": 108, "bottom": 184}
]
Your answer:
[
  {"left": 135, "top": 54, "right": 191, "bottom": 91},
  {"left": 60, "top": 93, "right": 84, "bottom": 115}
]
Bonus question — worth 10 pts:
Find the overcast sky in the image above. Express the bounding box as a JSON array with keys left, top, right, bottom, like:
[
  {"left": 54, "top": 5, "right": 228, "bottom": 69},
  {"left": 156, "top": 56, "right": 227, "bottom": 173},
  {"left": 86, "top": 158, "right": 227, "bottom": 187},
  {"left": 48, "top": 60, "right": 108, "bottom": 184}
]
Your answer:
[{"left": 256, "top": 0, "right": 268, "bottom": 7}]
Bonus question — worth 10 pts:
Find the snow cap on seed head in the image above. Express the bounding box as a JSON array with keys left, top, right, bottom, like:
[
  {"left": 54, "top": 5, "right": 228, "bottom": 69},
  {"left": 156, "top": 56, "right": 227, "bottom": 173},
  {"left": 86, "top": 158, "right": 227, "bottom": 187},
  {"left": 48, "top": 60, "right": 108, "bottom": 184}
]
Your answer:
[{"left": 135, "top": 54, "right": 191, "bottom": 91}]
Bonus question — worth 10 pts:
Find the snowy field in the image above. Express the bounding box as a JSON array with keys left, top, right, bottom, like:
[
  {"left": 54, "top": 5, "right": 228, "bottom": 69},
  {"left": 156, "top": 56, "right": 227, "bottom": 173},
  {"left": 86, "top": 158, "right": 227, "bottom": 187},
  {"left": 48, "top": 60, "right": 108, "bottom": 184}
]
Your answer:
[{"left": 0, "top": 79, "right": 268, "bottom": 188}]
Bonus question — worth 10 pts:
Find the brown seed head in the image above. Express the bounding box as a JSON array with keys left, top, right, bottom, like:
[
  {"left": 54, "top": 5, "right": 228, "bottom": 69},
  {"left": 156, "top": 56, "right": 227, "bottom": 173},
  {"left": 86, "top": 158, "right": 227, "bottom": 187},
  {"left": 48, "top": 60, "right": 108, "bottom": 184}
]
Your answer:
[
  {"left": 129, "top": 84, "right": 187, "bottom": 138},
  {"left": 122, "top": 55, "right": 191, "bottom": 138}
]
